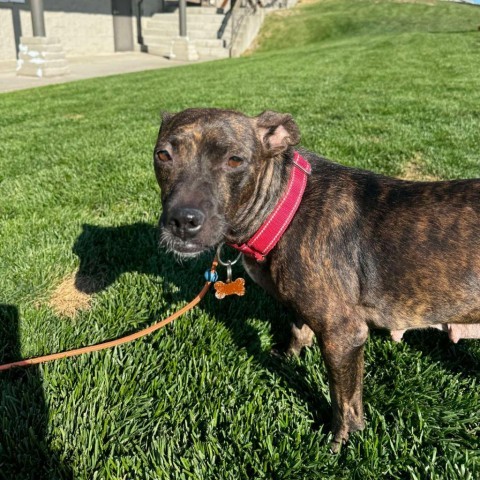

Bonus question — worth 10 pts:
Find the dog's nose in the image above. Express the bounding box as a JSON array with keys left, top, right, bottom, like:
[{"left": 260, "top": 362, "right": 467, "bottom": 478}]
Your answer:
[{"left": 167, "top": 207, "right": 205, "bottom": 239}]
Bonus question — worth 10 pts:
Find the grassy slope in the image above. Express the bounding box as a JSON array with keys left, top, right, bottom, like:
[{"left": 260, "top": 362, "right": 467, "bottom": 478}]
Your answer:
[{"left": 0, "top": 0, "right": 479, "bottom": 478}]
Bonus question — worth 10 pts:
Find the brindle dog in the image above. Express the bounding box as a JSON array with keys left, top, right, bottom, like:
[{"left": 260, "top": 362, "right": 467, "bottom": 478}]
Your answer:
[{"left": 154, "top": 108, "right": 480, "bottom": 450}]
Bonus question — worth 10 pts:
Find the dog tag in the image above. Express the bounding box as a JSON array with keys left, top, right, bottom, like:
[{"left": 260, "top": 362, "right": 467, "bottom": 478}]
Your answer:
[{"left": 214, "top": 278, "right": 246, "bottom": 299}]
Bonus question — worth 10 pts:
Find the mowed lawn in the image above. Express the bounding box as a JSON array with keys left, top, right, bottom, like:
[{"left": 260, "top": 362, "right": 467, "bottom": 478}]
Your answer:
[{"left": 1, "top": 0, "right": 480, "bottom": 478}]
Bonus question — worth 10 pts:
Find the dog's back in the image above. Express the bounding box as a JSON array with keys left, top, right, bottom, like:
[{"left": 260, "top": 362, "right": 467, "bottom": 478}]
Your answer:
[{"left": 298, "top": 152, "right": 480, "bottom": 331}]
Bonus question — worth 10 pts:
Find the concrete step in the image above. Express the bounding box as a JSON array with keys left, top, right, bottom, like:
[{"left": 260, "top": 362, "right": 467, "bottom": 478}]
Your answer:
[
  {"left": 159, "top": 6, "right": 224, "bottom": 14},
  {"left": 194, "top": 38, "right": 226, "bottom": 48},
  {"left": 146, "top": 45, "right": 171, "bottom": 57},
  {"left": 146, "top": 13, "right": 231, "bottom": 31},
  {"left": 144, "top": 29, "right": 222, "bottom": 41},
  {"left": 42, "top": 51, "right": 66, "bottom": 60},
  {"left": 146, "top": 22, "right": 223, "bottom": 31},
  {"left": 20, "top": 58, "right": 68, "bottom": 69},
  {"left": 195, "top": 46, "right": 229, "bottom": 58},
  {"left": 151, "top": 12, "right": 226, "bottom": 21},
  {"left": 38, "top": 45, "right": 65, "bottom": 54},
  {"left": 146, "top": 42, "right": 229, "bottom": 59},
  {"left": 42, "top": 65, "right": 70, "bottom": 77},
  {"left": 148, "top": 15, "right": 225, "bottom": 29},
  {"left": 145, "top": 23, "right": 224, "bottom": 35},
  {"left": 144, "top": 26, "right": 221, "bottom": 36},
  {"left": 144, "top": 6, "right": 232, "bottom": 59},
  {"left": 20, "top": 36, "right": 62, "bottom": 45},
  {"left": 146, "top": 37, "right": 226, "bottom": 48},
  {"left": 17, "top": 63, "right": 69, "bottom": 77},
  {"left": 19, "top": 44, "right": 65, "bottom": 55},
  {"left": 42, "top": 66, "right": 70, "bottom": 77},
  {"left": 19, "top": 51, "right": 66, "bottom": 62},
  {"left": 147, "top": 37, "right": 227, "bottom": 49},
  {"left": 143, "top": 22, "right": 231, "bottom": 33}
]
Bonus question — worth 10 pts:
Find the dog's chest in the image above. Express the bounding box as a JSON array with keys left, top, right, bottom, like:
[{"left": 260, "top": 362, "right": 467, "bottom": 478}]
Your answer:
[
  {"left": 242, "top": 256, "right": 280, "bottom": 300},
  {"left": 242, "top": 254, "right": 319, "bottom": 313}
]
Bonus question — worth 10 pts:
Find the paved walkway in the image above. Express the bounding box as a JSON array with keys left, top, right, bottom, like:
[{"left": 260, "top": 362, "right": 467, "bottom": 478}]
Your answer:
[{"left": 0, "top": 52, "right": 209, "bottom": 94}]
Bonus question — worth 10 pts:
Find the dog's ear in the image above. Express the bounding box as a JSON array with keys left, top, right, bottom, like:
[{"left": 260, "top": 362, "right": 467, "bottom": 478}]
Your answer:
[
  {"left": 255, "top": 111, "right": 300, "bottom": 154},
  {"left": 159, "top": 111, "right": 174, "bottom": 133}
]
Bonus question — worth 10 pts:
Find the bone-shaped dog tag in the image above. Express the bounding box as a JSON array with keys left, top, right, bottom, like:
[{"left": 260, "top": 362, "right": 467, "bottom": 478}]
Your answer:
[{"left": 214, "top": 278, "right": 246, "bottom": 299}]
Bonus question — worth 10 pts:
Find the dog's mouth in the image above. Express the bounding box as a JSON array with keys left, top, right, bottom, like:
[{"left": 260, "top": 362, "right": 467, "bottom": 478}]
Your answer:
[
  {"left": 172, "top": 241, "right": 205, "bottom": 257},
  {"left": 159, "top": 229, "right": 206, "bottom": 258},
  {"left": 158, "top": 225, "right": 215, "bottom": 260}
]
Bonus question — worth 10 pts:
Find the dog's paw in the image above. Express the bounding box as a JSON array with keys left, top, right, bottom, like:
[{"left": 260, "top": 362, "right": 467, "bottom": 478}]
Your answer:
[{"left": 330, "top": 440, "right": 343, "bottom": 454}]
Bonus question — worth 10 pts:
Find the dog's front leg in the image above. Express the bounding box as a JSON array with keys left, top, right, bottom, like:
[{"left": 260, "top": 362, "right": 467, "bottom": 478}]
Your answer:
[{"left": 317, "top": 321, "right": 369, "bottom": 452}]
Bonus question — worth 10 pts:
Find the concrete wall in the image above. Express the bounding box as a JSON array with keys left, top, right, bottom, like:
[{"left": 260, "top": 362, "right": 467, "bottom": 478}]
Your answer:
[
  {"left": 0, "top": 0, "right": 163, "bottom": 61},
  {"left": 230, "top": 9, "right": 265, "bottom": 58},
  {"left": 0, "top": 7, "right": 17, "bottom": 61}
]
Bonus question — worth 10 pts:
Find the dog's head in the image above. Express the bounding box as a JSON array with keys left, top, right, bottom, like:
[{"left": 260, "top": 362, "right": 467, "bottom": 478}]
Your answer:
[{"left": 154, "top": 108, "right": 300, "bottom": 259}]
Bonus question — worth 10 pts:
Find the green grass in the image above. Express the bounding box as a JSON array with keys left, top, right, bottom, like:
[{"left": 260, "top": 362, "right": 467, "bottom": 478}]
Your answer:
[{"left": 1, "top": 0, "right": 480, "bottom": 478}]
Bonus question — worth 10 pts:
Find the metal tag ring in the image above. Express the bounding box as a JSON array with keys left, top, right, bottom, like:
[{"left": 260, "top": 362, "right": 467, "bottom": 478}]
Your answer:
[{"left": 216, "top": 243, "right": 242, "bottom": 267}]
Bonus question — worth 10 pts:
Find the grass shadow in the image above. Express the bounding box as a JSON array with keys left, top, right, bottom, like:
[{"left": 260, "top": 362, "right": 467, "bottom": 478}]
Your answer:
[{"left": 0, "top": 305, "right": 72, "bottom": 480}]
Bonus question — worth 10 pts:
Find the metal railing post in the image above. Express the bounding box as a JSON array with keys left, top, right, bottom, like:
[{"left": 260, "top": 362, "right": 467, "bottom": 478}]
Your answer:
[
  {"left": 179, "top": 0, "right": 187, "bottom": 37},
  {"left": 30, "top": 0, "right": 46, "bottom": 37}
]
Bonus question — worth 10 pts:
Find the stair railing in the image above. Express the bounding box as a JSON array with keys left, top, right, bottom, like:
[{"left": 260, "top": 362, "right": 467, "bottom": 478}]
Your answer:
[{"left": 217, "top": 0, "right": 259, "bottom": 56}]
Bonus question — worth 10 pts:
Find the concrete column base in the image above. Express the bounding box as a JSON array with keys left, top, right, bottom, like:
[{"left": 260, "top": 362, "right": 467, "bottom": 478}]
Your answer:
[
  {"left": 169, "top": 37, "right": 199, "bottom": 61},
  {"left": 17, "top": 36, "right": 69, "bottom": 78}
]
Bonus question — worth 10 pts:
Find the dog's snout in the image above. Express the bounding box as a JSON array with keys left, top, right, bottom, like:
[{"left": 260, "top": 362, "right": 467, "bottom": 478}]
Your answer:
[{"left": 167, "top": 207, "right": 205, "bottom": 239}]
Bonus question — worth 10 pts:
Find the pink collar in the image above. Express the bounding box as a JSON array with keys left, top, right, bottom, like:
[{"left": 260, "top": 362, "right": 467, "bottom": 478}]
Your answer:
[{"left": 228, "top": 151, "right": 311, "bottom": 262}]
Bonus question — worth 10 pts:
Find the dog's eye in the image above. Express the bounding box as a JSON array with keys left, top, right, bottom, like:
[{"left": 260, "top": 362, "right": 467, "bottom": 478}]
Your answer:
[
  {"left": 156, "top": 150, "right": 172, "bottom": 163},
  {"left": 227, "top": 156, "right": 244, "bottom": 168}
]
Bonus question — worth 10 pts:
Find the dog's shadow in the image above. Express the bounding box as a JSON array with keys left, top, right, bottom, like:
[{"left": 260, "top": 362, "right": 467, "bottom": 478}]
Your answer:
[
  {"left": 73, "top": 222, "right": 161, "bottom": 293},
  {"left": 73, "top": 222, "right": 332, "bottom": 430},
  {"left": 392, "top": 329, "right": 480, "bottom": 379}
]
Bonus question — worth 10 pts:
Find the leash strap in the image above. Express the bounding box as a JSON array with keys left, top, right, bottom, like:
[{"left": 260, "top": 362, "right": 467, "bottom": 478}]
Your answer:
[
  {"left": 229, "top": 151, "right": 311, "bottom": 262},
  {"left": 0, "top": 260, "right": 218, "bottom": 371}
]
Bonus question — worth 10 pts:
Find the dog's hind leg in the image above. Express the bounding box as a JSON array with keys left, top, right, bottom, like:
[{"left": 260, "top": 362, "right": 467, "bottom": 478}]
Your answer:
[
  {"left": 286, "top": 319, "right": 315, "bottom": 356},
  {"left": 448, "top": 323, "right": 480, "bottom": 343}
]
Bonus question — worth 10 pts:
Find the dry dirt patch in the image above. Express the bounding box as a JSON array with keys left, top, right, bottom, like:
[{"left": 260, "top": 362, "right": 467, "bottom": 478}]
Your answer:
[
  {"left": 401, "top": 152, "right": 439, "bottom": 181},
  {"left": 49, "top": 273, "right": 102, "bottom": 317}
]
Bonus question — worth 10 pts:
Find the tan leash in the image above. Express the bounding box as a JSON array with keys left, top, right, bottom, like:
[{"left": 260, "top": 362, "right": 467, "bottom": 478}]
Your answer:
[{"left": 0, "top": 259, "right": 219, "bottom": 372}]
